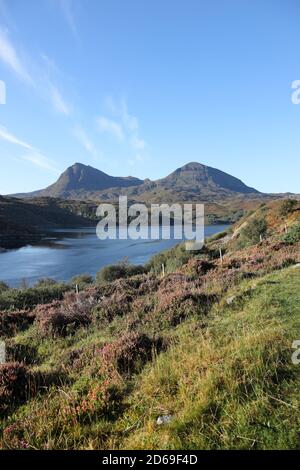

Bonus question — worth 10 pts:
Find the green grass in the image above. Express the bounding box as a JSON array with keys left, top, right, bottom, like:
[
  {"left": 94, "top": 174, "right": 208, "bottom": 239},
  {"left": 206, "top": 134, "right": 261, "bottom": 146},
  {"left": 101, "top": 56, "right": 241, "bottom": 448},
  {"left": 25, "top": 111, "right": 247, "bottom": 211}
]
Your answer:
[
  {"left": 116, "top": 267, "right": 300, "bottom": 449},
  {"left": 1, "top": 266, "right": 299, "bottom": 449}
]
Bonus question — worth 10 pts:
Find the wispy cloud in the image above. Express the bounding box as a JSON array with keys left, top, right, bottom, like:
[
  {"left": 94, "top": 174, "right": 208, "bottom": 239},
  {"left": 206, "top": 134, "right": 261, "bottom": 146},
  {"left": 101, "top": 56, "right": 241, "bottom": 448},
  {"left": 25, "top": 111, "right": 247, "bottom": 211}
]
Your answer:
[
  {"left": 131, "top": 135, "right": 146, "bottom": 150},
  {"left": 72, "top": 125, "right": 98, "bottom": 158},
  {"left": 106, "top": 97, "right": 139, "bottom": 132},
  {"left": 22, "top": 152, "right": 59, "bottom": 173},
  {"left": 103, "top": 97, "right": 147, "bottom": 158},
  {"left": 0, "top": 29, "right": 32, "bottom": 84},
  {"left": 97, "top": 116, "right": 124, "bottom": 141},
  {"left": 57, "top": 0, "right": 78, "bottom": 37},
  {"left": 0, "top": 28, "right": 74, "bottom": 118},
  {"left": 50, "top": 84, "right": 72, "bottom": 115},
  {"left": 0, "top": 125, "right": 59, "bottom": 173},
  {"left": 0, "top": 125, "right": 35, "bottom": 150}
]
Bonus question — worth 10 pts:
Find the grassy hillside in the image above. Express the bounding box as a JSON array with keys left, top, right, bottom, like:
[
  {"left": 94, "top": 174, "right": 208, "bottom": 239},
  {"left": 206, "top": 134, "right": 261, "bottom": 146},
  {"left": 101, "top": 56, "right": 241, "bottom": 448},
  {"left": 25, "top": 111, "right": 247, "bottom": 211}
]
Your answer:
[{"left": 0, "top": 198, "right": 299, "bottom": 449}]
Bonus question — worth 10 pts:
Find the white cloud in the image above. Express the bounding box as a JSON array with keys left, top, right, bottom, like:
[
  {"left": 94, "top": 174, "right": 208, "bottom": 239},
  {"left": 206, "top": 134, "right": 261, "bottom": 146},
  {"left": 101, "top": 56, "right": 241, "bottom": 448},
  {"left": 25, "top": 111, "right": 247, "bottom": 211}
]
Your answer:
[
  {"left": 0, "top": 29, "right": 73, "bottom": 117},
  {"left": 22, "top": 152, "right": 59, "bottom": 173},
  {"left": 97, "top": 116, "right": 124, "bottom": 141},
  {"left": 120, "top": 99, "right": 139, "bottom": 132},
  {"left": 0, "top": 29, "right": 32, "bottom": 84},
  {"left": 105, "top": 97, "right": 147, "bottom": 155},
  {"left": 106, "top": 97, "right": 138, "bottom": 132},
  {"left": 50, "top": 84, "right": 72, "bottom": 115},
  {"left": 40, "top": 55, "right": 74, "bottom": 116},
  {"left": 73, "top": 125, "right": 97, "bottom": 157},
  {"left": 131, "top": 135, "right": 146, "bottom": 150},
  {"left": 0, "top": 125, "right": 34, "bottom": 150},
  {"left": 0, "top": 125, "right": 58, "bottom": 173}
]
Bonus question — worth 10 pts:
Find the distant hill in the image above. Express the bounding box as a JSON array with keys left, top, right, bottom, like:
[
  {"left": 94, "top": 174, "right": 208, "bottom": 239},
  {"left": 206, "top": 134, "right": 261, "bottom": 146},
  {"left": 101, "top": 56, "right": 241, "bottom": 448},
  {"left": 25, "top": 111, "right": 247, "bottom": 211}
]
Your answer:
[
  {"left": 12, "top": 161, "right": 260, "bottom": 202},
  {"left": 0, "top": 195, "right": 98, "bottom": 249}
]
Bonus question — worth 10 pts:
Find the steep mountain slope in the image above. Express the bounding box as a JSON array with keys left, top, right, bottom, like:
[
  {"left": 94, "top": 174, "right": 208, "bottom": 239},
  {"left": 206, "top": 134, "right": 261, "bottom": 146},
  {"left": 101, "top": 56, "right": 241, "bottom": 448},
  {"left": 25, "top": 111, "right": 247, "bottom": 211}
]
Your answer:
[
  {"left": 156, "top": 162, "right": 258, "bottom": 193},
  {"left": 132, "top": 162, "right": 260, "bottom": 203},
  {"left": 13, "top": 163, "right": 144, "bottom": 199}
]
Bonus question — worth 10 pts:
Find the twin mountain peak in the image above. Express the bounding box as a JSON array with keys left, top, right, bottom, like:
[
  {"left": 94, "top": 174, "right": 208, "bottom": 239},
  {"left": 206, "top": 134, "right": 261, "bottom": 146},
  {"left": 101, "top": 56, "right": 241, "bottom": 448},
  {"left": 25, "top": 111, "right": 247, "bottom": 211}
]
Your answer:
[{"left": 14, "top": 162, "right": 260, "bottom": 201}]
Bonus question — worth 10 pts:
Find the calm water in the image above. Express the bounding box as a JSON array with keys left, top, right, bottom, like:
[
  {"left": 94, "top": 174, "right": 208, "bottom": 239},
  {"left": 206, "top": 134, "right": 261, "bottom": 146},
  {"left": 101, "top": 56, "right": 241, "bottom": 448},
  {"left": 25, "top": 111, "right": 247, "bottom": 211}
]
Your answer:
[{"left": 0, "top": 225, "right": 228, "bottom": 287}]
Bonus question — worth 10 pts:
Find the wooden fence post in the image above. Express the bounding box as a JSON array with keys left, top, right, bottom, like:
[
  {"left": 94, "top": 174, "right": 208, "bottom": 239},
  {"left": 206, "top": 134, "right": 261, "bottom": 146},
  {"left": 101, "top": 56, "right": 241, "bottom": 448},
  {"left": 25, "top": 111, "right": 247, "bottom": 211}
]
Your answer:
[
  {"left": 0, "top": 340, "right": 6, "bottom": 364},
  {"left": 219, "top": 247, "right": 223, "bottom": 265}
]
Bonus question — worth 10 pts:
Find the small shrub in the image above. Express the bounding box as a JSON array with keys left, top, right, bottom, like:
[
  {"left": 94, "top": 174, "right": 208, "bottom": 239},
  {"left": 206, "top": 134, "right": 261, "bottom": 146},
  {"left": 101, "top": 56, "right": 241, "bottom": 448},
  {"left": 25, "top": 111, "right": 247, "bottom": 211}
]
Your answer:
[
  {"left": 147, "top": 243, "right": 191, "bottom": 275},
  {"left": 34, "top": 278, "right": 58, "bottom": 288},
  {"left": 238, "top": 216, "right": 267, "bottom": 247},
  {"left": 208, "top": 230, "right": 228, "bottom": 242},
  {"left": 278, "top": 199, "right": 297, "bottom": 217},
  {"left": 0, "top": 281, "right": 9, "bottom": 294},
  {"left": 0, "top": 283, "right": 69, "bottom": 311},
  {"left": 0, "top": 309, "right": 35, "bottom": 337},
  {"left": 190, "top": 259, "right": 214, "bottom": 276},
  {"left": 93, "top": 291, "right": 133, "bottom": 323},
  {"left": 6, "top": 341, "right": 39, "bottom": 365},
  {"left": 100, "top": 332, "right": 156, "bottom": 375},
  {"left": 70, "top": 274, "right": 94, "bottom": 289},
  {"left": 96, "top": 263, "right": 145, "bottom": 283},
  {"left": 154, "top": 276, "right": 215, "bottom": 326},
  {"left": 0, "top": 362, "right": 32, "bottom": 408},
  {"left": 35, "top": 291, "right": 96, "bottom": 336},
  {"left": 281, "top": 220, "right": 300, "bottom": 245}
]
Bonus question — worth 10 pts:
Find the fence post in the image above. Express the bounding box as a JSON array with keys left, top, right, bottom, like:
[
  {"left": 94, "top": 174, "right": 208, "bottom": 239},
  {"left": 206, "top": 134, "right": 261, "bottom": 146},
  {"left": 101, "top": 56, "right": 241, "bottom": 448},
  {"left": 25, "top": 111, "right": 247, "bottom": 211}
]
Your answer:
[
  {"left": 0, "top": 341, "right": 6, "bottom": 364},
  {"left": 219, "top": 247, "right": 223, "bottom": 265}
]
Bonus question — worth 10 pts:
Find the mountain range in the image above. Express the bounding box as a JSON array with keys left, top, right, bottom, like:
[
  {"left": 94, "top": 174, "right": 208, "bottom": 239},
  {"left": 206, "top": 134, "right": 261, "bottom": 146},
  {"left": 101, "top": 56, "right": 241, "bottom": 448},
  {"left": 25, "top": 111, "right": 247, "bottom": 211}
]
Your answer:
[{"left": 12, "top": 161, "right": 260, "bottom": 202}]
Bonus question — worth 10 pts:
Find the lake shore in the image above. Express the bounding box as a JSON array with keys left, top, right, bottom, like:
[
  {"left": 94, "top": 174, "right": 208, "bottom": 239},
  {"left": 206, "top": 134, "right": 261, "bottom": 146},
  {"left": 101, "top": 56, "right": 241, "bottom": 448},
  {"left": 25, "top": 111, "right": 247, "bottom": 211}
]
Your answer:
[{"left": 0, "top": 224, "right": 229, "bottom": 287}]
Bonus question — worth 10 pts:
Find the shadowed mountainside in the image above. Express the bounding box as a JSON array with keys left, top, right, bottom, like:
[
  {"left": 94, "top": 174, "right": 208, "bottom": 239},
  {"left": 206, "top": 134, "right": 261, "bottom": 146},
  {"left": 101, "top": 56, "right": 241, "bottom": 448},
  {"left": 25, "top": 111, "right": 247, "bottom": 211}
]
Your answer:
[{"left": 0, "top": 196, "right": 98, "bottom": 249}]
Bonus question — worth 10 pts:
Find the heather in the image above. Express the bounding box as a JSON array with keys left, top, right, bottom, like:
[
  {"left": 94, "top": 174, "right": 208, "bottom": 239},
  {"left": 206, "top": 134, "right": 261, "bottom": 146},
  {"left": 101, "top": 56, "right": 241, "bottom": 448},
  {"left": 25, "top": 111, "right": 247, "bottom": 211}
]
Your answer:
[{"left": 0, "top": 199, "right": 299, "bottom": 449}]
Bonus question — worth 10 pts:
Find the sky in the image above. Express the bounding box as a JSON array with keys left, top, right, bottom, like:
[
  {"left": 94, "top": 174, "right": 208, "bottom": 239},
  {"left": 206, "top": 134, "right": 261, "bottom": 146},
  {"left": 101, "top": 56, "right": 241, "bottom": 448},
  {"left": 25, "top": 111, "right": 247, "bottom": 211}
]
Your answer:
[{"left": 0, "top": 0, "right": 300, "bottom": 194}]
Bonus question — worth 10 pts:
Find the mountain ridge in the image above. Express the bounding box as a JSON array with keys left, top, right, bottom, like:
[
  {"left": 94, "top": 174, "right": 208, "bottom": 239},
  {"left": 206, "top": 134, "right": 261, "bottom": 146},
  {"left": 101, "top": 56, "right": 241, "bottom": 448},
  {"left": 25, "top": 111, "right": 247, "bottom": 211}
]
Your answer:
[{"left": 11, "top": 161, "right": 261, "bottom": 202}]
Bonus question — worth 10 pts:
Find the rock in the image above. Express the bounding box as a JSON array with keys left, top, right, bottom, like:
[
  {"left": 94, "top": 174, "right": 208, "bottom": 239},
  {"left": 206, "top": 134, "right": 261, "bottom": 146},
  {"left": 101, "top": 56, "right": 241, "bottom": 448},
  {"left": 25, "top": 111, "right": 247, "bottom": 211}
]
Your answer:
[
  {"left": 156, "top": 415, "right": 172, "bottom": 425},
  {"left": 226, "top": 296, "right": 235, "bottom": 305},
  {"left": 291, "top": 263, "right": 300, "bottom": 269}
]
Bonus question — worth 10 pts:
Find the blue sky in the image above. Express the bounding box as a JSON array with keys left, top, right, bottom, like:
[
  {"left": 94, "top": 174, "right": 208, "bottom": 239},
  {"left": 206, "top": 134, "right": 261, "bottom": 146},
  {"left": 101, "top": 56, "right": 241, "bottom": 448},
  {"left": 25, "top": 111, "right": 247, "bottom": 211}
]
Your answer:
[{"left": 0, "top": 0, "right": 300, "bottom": 194}]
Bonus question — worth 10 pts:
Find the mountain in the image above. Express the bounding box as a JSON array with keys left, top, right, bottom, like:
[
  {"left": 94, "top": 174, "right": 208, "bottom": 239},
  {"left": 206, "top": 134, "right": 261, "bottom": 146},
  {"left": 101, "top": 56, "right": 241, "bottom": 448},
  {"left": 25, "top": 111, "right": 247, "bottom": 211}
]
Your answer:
[
  {"left": 156, "top": 162, "right": 258, "bottom": 194},
  {"left": 13, "top": 163, "right": 144, "bottom": 199},
  {"left": 12, "top": 161, "right": 260, "bottom": 202}
]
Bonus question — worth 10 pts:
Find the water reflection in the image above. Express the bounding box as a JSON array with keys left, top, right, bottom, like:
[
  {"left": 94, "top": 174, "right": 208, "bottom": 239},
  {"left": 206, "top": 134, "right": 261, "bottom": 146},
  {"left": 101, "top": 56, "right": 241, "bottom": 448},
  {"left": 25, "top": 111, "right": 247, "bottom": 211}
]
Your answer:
[{"left": 0, "top": 225, "right": 229, "bottom": 287}]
